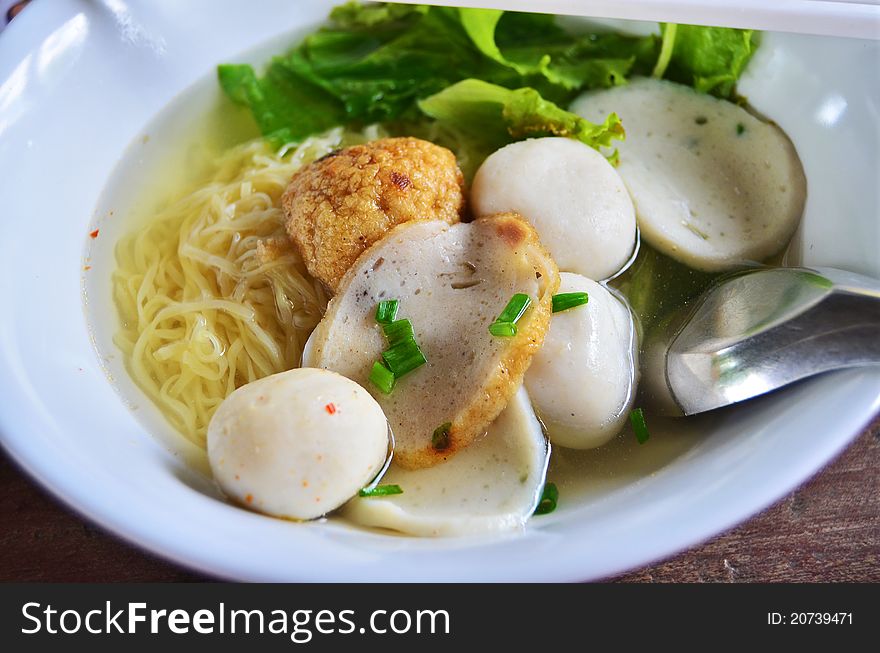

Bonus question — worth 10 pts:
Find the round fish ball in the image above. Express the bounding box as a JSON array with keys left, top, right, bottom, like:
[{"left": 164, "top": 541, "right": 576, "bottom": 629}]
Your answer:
[
  {"left": 208, "top": 368, "right": 389, "bottom": 520},
  {"left": 471, "top": 137, "right": 637, "bottom": 281},
  {"left": 525, "top": 273, "right": 637, "bottom": 449}
]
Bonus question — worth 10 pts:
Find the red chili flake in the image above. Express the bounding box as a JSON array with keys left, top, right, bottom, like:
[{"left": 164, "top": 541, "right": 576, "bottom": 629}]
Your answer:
[
  {"left": 324, "top": 402, "right": 337, "bottom": 415},
  {"left": 89, "top": 229, "right": 99, "bottom": 239},
  {"left": 245, "top": 494, "right": 253, "bottom": 504}
]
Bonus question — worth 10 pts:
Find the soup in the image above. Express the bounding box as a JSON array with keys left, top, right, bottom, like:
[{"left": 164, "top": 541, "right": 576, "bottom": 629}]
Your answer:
[{"left": 100, "top": 3, "right": 805, "bottom": 536}]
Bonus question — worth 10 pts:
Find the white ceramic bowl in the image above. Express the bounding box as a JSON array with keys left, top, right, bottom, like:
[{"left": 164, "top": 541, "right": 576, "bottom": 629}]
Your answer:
[{"left": 0, "top": 0, "right": 877, "bottom": 582}]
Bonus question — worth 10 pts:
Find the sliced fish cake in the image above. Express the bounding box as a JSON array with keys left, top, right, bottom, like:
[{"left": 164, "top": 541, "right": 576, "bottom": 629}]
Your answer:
[
  {"left": 343, "top": 387, "right": 550, "bottom": 536},
  {"left": 305, "top": 214, "right": 559, "bottom": 469},
  {"left": 572, "top": 78, "right": 806, "bottom": 272}
]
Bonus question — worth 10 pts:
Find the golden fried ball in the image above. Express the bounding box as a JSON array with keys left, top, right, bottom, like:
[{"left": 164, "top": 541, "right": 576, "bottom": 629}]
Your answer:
[{"left": 282, "top": 137, "right": 466, "bottom": 292}]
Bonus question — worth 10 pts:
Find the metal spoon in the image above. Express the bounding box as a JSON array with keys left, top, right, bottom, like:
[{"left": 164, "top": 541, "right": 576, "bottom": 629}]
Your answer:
[{"left": 641, "top": 266, "right": 880, "bottom": 416}]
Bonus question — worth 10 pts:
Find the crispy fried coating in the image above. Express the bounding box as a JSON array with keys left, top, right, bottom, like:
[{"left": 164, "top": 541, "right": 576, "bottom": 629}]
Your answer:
[{"left": 283, "top": 137, "right": 466, "bottom": 292}]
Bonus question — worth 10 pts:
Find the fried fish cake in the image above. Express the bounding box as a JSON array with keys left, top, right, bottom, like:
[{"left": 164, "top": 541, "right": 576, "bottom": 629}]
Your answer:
[{"left": 283, "top": 137, "right": 466, "bottom": 292}]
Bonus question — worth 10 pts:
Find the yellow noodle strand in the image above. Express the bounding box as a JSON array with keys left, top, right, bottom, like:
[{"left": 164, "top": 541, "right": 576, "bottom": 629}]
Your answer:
[{"left": 112, "top": 129, "right": 385, "bottom": 447}]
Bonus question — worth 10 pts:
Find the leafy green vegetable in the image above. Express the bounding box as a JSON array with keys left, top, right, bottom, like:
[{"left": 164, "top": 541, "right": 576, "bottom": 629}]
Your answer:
[
  {"left": 653, "top": 23, "right": 758, "bottom": 98},
  {"left": 286, "top": 5, "right": 496, "bottom": 123},
  {"left": 462, "top": 9, "right": 658, "bottom": 96},
  {"left": 330, "top": 0, "right": 426, "bottom": 28},
  {"left": 219, "top": 2, "right": 758, "bottom": 157},
  {"left": 218, "top": 64, "right": 345, "bottom": 146},
  {"left": 459, "top": 9, "right": 531, "bottom": 75},
  {"left": 418, "top": 79, "right": 624, "bottom": 168},
  {"left": 651, "top": 23, "right": 678, "bottom": 78},
  {"left": 219, "top": 4, "right": 651, "bottom": 146}
]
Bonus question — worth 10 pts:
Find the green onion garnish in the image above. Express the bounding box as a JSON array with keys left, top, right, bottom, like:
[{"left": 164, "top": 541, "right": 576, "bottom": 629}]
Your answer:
[
  {"left": 382, "top": 339, "right": 427, "bottom": 377},
  {"left": 630, "top": 407, "right": 650, "bottom": 444},
  {"left": 488, "top": 321, "right": 518, "bottom": 337},
  {"left": 432, "top": 422, "right": 452, "bottom": 451},
  {"left": 358, "top": 484, "right": 403, "bottom": 497},
  {"left": 489, "top": 293, "right": 531, "bottom": 337},
  {"left": 375, "top": 299, "right": 399, "bottom": 324},
  {"left": 497, "top": 293, "right": 531, "bottom": 323},
  {"left": 534, "top": 482, "right": 558, "bottom": 515},
  {"left": 371, "top": 300, "right": 428, "bottom": 392},
  {"left": 736, "top": 122, "right": 746, "bottom": 136},
  {"left": 382, "top": 319, "right": 415, "bottom": 347},
  {"left": 552, "top": 292, "right": 589, "bottom": 313},
  {"left": 369, "top": 361, "right": 395, "bottom": 394}
]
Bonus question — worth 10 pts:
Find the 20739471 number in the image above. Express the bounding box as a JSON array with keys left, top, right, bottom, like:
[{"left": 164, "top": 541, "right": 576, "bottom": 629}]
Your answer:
[{"left": 767, "top": 612, "right": 853, "bottom": 625}]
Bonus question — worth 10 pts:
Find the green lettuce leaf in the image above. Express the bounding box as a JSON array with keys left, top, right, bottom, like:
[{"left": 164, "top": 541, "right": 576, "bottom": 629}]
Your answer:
[
  {"left": 219, "top": 3, "right": 656, "bottom": 145},
  {"left": 217, "top": 63, "right": 346, "bottom": 146},
  {"left": 328, "top": 0, "right": 427, "bottom": 28},
  {"left": 460, "top": 8, "right": 656, "bottom": 93},
  {"left": 418, "top": 79, "right": 624, "bottom": 175},
  {"left": 218, "top": 2, "right": 758, "bottom": 152},
  {"left": 285, "top": 5, "right": 502, "bottom": 123},
  {"left": 653, "top": 23, "right": 758, "bottom": 98},
  {"left": 459, "top": 8, "right": 554, "bottom": 80}
]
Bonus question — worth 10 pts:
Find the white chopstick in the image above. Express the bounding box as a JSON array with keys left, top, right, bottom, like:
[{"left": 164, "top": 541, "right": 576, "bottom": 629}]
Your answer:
[{"left": 393, "top": 0, "right": 880, "bottom": 39}]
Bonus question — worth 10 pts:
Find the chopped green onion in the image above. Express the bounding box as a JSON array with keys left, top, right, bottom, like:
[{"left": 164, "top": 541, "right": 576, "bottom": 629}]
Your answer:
[
  {"left": 369, "top": 361, "right": 395, "bottom": 394},
  {"left": 488, "top": 322, "right": 518, "bottom": 337},
  {"left": 375, "top": 299, "right": 399, "bottom": 324},
  {"left": 382, "top": 338, "right": 427, "bottom": 377},
  {"left": 736, "top": 122, "right": 746, "bottom": 136},
  {"left": 358, "top": 484, "right": 403, "bottom": 498},
  {"left": 534, "top": 482, "right": 558, "bottom": 515},
  {"left": 489, "top": 293, "right": 531, "bottom": 337},
  {"left": 552, "top": 292, "right": 589, "bottom": 313},
  {"left": 496, "top": 293, "right": 531, "bottom": 324},
  {"left": 432, "top": 422, "right": 452, "bottom": 450},
  {"left": 371, "top": 300, "right": 428, "bottom": 392},
  {"left": 630, "top": 407, "right": 650, "bottom": 444},
  {"left": 382, "top": 319, "right": 415, "bottom": 347}
]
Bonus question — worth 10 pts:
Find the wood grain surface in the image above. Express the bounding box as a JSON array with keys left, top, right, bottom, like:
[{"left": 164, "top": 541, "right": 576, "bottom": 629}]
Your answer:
[{"left": 1, "top": 416, "right": 877, "bottom": 583}]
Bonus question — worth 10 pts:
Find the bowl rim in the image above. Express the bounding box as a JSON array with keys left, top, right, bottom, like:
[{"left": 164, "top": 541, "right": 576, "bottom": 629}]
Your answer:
[{"left": 1, "top": 0, "right": 878, "bottom": 582}]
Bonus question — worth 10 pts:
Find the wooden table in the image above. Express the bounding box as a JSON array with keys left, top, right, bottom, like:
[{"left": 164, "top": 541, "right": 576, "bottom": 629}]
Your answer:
[{"left": 2, "top": 416, "right": 877, "bottom": 582}]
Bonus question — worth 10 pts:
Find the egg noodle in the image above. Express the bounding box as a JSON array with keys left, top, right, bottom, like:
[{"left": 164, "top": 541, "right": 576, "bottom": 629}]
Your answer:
[{"left": 113, "top": 126, "right": 387, "bottom": 446}]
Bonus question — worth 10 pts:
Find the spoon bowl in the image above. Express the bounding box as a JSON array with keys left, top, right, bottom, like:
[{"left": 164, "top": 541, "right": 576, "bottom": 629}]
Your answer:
[{"left": 642, "top": 266, "right": 880, "bottom": 415}]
